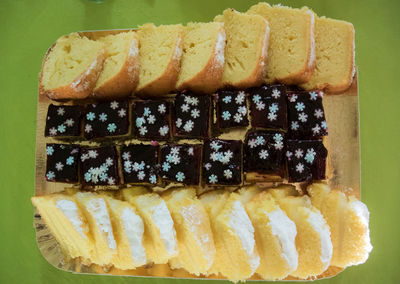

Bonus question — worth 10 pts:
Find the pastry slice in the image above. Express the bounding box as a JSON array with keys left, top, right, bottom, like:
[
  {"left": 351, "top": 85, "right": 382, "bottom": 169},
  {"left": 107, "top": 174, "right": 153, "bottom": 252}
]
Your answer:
[
  {"left": 94, "top": 31, "right": 139, "bottom": 98},
  {"left": 300, "top": 17, "right": 355, "bottom": 93},
  {"left": 162, "top": 188, "right": 216, "bottom": 275},
  {"left": 40, "top": 33, "right": 106, "bottom": 100},
  {"left": 307, "top": 183, "right": 372, "bottom": 268},
  {"left": 103, "top": 196, "right": 147, "bottom": 269},
  {"left": 243, "top": 190, "right": 298, "bottom": 280},
  {"left": 125, "top": 192, "right": 178, "bottom": 264},
  {"left": 75, "top": 192, "right": 117, "bottom": 266},
  {"left": 201, "top": 191, "right": 260, "bottom": 281},
  {"left": 269, "top": 186, "right": 332, "bottom": 279},
  {"left": 247, "top": 3, "right": 316, "bottom": 84},
  {"left": 176, "top": 22, "right": 225, "bottom": 93},
  {"left": 214, "top": 9, "right": 269, "bottom": 88},
  {"left": 136, "top": 23, "right": 184, "bottom": 96},
  {"left": 31, "top": 194, "right": 94, "bottom": 263}
]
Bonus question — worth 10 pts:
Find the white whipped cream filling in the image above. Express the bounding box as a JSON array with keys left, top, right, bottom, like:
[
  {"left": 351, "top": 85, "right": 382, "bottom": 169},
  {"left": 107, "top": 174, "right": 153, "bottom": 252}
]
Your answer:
[
  {"left": 228, "top": 200, "right": 260, "bottom": 272},
  {"left": 150, "top": 202, "right": 178, "bottom": 255},
  {"left": 121, "top": 207, "right": 147, "bottom": 265},
  {"left": 56, "top": 199, "right": 87, "bottom": 239},
  {"left": 214, "top": 30, "right": 226, "bottom": 67},
  {"left": 86, "top": 197, "right": 117, "bottom": 250},
  {"left": 307, "top": 210, "right": 333, "bottom": 270},
  {"left": 266, "top": 209, "right": 298, "bottom": 271},
  {"left": 307, "top": 10, "right": 316, "bottom": 68},
  {"left": 129, "top": 38, "right": 138, "bottom": 57},
  {"left": 173, "top": 37, "right": 183, "bottom": 61},
  {"left": 261, "top": 19, "right": 270, "bottom": 60}
]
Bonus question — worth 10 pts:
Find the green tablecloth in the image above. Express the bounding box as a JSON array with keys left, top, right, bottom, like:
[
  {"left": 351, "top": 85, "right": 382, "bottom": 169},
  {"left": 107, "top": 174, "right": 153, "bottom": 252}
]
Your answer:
[{"left": 1, "top": 0, "right": 399, "bottom": 283}]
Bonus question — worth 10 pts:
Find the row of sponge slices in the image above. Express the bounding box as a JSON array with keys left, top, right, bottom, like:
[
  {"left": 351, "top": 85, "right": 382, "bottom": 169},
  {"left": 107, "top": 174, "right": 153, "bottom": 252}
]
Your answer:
[
  {"left": 39, "top": 3, "right": 355, "bottom": 101},
  {"left": 32, "top": 183, "right": 372, "bottom": 282}
]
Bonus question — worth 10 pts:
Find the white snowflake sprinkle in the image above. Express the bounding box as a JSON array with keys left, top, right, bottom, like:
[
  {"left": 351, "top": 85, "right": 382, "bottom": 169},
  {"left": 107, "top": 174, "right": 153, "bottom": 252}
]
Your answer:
[
  {"left": 252, "top": 94, "right": 261, "bottom": 103},
  {"left": 81, "top": 153, "right": 89, "bottom": 162},
  {"left": 184, "top": 96, "right": 192, "bottom": 104},
  {"left": 176, "top": 118, "right": 182, "bottom": 128},
  {"left": 210, "top": 152, "right": 221, "bottom": 162},
  {"left": 220, "top": 150, "right": 233, "bottom": 164},
  {"left": 271, "top": 88, "right": 281, "bottom": 99},
  {"left": 143, "top": 107, "right": 151, "bottom": 117},
  {"left": 107, "top": 177, "right": 116, "bottom": 185},
  {"left": 159, "top": 125, "right": 169, "bottom": 136},
  {"left": 183, "top": 120, "right": 194, "bottom": 132},
  {"left": 274, "top": 141, "right": 284, "bottom": 150},
  {"left": 233, "top": 113, "right": 243, "bottom": 123},
  {"left": 223, "top": 169, "right": 233, "bottom": 179},
  {"left": 137, "top": 171, "right": 145, "bottom": 180},
  {"left": 147, "top": 115, "right": 156, "bottom": 124},
  {"left": 139, "top": 126, "right": 148, "bottom": 136},
  {"left": 314, "top": 109, "right": 324, "bottom": 118},
  {"left": 88, "top": 150, "right": 98, "bottom": 158},
  {"left": 181, "top": 104, "right": 190, "bottom": 112},
  {"left": 171, "top": 154, "right": 180, "bottom": 165},
  {"left": 256, "top": 136, "right": 265, "bottom": 145},
  {"left": 191, "top": 108, "right": 200, "bottom": 118},
  {"left": 122, "top": 152, "right": 130, "bottom": 160},
  {"left": 238, "top": 106, "right": 247, "bottom": 115},
  {"left": 248, "top": 139, "right": 257, "bottom": 149},
  {"left": 66, "top": 156, "right": 74, "bottom": 165},
  {"left": 295, "top": 149, "right": 304, "bottom": 158},
  {"left": 296, "top": 163, "right": 305, "bottom": 173},
  {"left": 321, "top": 121, "right": 327, "bottom": 129},
  {"left": 289, "top": 94, "right": 298, "bottom": 102},
  {"left": 312, "top": 124, "right": 321, "bottom": 135},
  {"left": 269, "top": 103, "right": 279, "bottom": 113},
  {"left": 46, "top": 171, "right": 55, "bottom": 180},
  {"left": 222, "top": 111, "right": 231, "bottom": 120},
  {"left": 170, "top": 147, "right": 180, "bottom": 155},
  {"left": 305, "top": 148, "right": 316, "bottom": 164},
  {"left": 209, "top": 174, "right": 218, "bottom": 184},
  {"left": 118, "top": 108, "right": 127, "bottom": 117},
  {"left": 65, "top": 119, "right": 74, "bottom": 127},
  {"left": 49, "top": 127, "right": 57, "bottom": 135},
  {"left": 286, "top": 151, "right": 293, "bottom": 159},
  {"left": 190, "top": 97, "right": 199, "bottom": 106},
  {"left": 204, "top": 163, "right": 212, "bottom": 170},
  {"left": 222, "top": 95, "right": 232, "bottom": 103},
  {"left": 136, "top": 117, "right": 145, "bottom": 127},
  {"left": 291, "top": 121, "right": 299, "bottom": 130},
  {"left": 57, "top": 108, "right": 65, "bottom": 116},
  {"left": 149, "top": 174, "right": 157, "bottom": 184},
  {"left": 57, "top": 125, "right": 66, "bottom": 133},
  {"left": 268, "top": 112, "right": 277, "bottom": 121},
  {"left": 98, "top": 113, "right": 107, "bottom": 122},
  {"left": 100, "top": 172, "right": 108, "bottom": 182},
  {"left": 295, "top": 102, "right": 305, "bottom": 112},
  {"left": 210, "top": 141, "right": 222, "bottom": 151},
  {"left": 162, "top": 162, "right": 171, "bottom": 172},
  {"left": 259, "top": 149, "right": 269, "bottom": 159},
  {"left": 274, "top": 133, "right": 284, "bottom": 142},
  {"left": 187, "top": 146, "right": 194, "bottom": 156},
  {"left": 298, "top": 112, "right": 308, "bottom": 122},
  {"left": 132, "top": 162, "right": 141, "bottom": 172},
  {"left": 256, "top": 102, "right": 266, "bottom": 110},
  {"left": 235, "top": 92, "right": 245, "bottom": 104},
  {"left": 158, "top": 104, "right": 166, "bottom": 114},
  {"left": 85, "top": 124, "right": 93, "bottom": 133},
  {"left": 105, "top": 157, "right": 113, "bottom": 166},
  {"left": 310, "top": 92, "right": 318, "bottom": 100},
  {"left": 107, "top": 123, "right": 117, "bottom": 133},
  {"left": 55, "top": 162, "right": 64, "bottom": 171},
  {"left": 84, "top": 171, "right": 92, "bottom": 182},
  {"left": 110, "top": 101, "right": 119, "bottom": 109},
  {"left": 176, "top": 172, "right": 185, "bottom": 182},
  {"left": 46, "top": 146, "right": 54, "bottom": 156}
]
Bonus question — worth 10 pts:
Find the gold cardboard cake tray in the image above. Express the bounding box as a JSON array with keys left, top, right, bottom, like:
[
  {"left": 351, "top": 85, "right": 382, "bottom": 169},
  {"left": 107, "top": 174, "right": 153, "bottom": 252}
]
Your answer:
[{"left": 33, "top": 29, "right": 361, "bottom": 281}]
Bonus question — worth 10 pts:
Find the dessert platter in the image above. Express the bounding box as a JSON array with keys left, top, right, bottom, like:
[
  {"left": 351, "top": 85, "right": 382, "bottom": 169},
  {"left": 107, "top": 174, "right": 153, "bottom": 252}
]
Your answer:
[{"left": 31, "top": 2, "right": 372, "bottom": 282}]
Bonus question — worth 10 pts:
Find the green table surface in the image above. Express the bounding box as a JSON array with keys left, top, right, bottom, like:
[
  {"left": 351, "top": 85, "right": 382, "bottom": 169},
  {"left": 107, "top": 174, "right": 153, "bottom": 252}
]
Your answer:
[{"left": 1, "top": 0, "right": 399, "bottom": 283}]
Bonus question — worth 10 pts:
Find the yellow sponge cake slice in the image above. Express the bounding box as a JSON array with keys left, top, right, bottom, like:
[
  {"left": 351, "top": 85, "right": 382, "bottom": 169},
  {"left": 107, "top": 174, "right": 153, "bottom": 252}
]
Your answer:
[
  {"left": 75, "top": 192, "right": 117, "bottom": 266},
  {"left": 94, "top": 31, "right": 139, "bottom": 98},
  {"left": 247, "top": 3, "right": 316, "bottom": 84},
  {"left": 242, "top": 190, "right": 298, "bottom": 280},
  {"left": 136, "top": 23, "right": 184, "bottom": 96},
  {"left": 162, "top": 188, "right": 216, "bottom": 275},
  {"left": 307, "top": 183, "right": 372, "bottom": 268},
  {"left": 31, "top": 194, "right": 94, "bottom": 263},
  {"left": 39, "top": 33, "right": 106, "bottom": 100},
  {"left": 300, "top": 17, "right": 355, "bottom": 93},
  {"left": 126, "top": 192, "right": 178, "bottom": 264},
  {"left": 271, "top": 192, "right": 332, "bottom": 279},
  {"left": 176, "top": 22, "right": 225, "bottom": 93},
  {"left": 103, "top": 196, "right": 147, "bottom": 269},
  {"left": 215, "top": 9, "right": 269, "bottom": 88}
]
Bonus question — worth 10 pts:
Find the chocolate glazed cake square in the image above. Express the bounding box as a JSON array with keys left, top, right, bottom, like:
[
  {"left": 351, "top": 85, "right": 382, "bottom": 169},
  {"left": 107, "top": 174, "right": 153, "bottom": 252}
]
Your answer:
[
  {"left": 83, "top": 100, "right": 129, "bottom": 139},
  {"left": 249, "top": 85, "right": 287, "bottom": 131},
  {"left": 173, "top": 91, "right": 211, "bottom": 138},
  {"left": 244, "top": 131, "right": 285, "bottom": 178},
  {"left": 45, "top": 144, "right": 80, "bottom": 183},
  {"left": 45, "top": 104, "right": 82, "bottom": 137},
  {"left": 203, "top": 139, "right": 242, "bottom": 185},
  {"left": 287, "top": 91, "right": 328, "bottom": 139},
  {"left": 286, "top": 139, "right": 328, "bottom": 182},
  {"left": 160, "top": 144, "right": 202, "bottom": 185},
  {"left": 121, "top": 144, "right": 159, "bottom": 185},
  {"left": 80, "top": 146, "right": 120, "bottom": 186},
  {"left": 132, "top": 100, "right": 171, "bottom": 140},
  {"left": 215, "top": 90, "right": 249, "bottom": 129}
]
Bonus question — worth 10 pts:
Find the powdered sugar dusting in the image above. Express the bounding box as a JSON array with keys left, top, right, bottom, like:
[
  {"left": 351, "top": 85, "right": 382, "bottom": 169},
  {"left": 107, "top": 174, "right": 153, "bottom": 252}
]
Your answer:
[{"left": 56, "top": 199, "right": 87, "bottom": 239}]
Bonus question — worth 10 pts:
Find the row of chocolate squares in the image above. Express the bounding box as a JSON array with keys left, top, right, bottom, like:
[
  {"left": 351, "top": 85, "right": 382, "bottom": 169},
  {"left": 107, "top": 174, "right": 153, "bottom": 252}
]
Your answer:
[
  {"left": 45, "top": 130, "right": 327, "bottom": 187},
  {"left": 45, "top": 85, "right": 328, "bottom": 140}
]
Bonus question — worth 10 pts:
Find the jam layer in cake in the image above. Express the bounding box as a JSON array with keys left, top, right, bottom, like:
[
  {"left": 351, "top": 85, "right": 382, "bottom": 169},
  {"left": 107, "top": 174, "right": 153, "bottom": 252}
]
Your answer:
[
  {"left": 132, "top": 100, "right": 171, "bottom": 140},
  {"left": 286, "top": 139, "right": 327, "bottom": 182},
  {"left": 287, "top": 91, "right": 328, "bottom": 139},
  {"left": 45, "top": 144, "right": 80, "bottom": 183},
  {"left": 83, "top": 100, "right": 129, "bottom": 139},
  {"left": 121, "top": 144, "right": 159, "bottom": 185},
  {"left": 45, "top": 104, "right": 82, "bottom": 137},
  {"left": 244, "top": 131, "right": 285, "bottom": 177},
  {"left": 215, "top": 90, "right": 249, "bottom": 129},
  {"left": 80, "top": 146, "right": 120, "bottom": 186},
  {"left": 203, "top": 139, "right": 242, "bottom": 185},
  {"left": 173, "top": 91, "right": 211, "bottom": 138},
  {"left": 160, "top": 144, "right": 202, "bottom": 185},
  {"left": 249, "top": 85, "right": 287, "bottom": 131}
]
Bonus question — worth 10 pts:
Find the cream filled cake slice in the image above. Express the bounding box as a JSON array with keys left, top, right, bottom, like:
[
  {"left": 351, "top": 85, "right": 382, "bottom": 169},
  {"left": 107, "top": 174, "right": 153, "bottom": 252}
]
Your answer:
[
  {"left": 75, "top": 192, "right": 117, "bottom": 266},
  {"left": 103, "top": 196, "right": 147, "bottom": 269},
  {"left": 238, "top": 187, "right": 298, "bottom": 280},
  {"left": 176, "top": 22, "right": 225, "bottom": 93},
  {"left": 126, "top": 192, "right": 178, "bottom": 264},
  {"left": 31, "top": 194, "right": 94, "bottom": 263},
  {"left": 307, "top": 183, "right": 372, "bottom": 268},
  {"left": 214, "top": 9, "right": 269, "bottom": 88},
  {"left": 270, "top": 188, "right": 332, "bottom": 279},
  {"left": 162, "top": 188, "right": 216, "bottom": 275}
]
